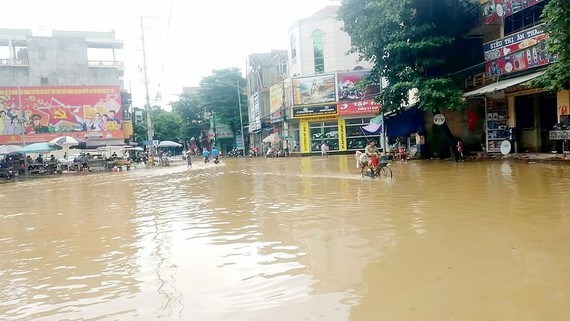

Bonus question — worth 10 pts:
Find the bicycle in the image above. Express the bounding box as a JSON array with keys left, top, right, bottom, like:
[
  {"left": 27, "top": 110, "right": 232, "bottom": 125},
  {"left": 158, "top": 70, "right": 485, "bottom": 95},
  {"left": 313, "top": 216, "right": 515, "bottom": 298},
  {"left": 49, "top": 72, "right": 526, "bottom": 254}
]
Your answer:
[
  {"left": 362, "top": 154, "right": 393, "bottom": 180},
  {"left": 371, "top": 163, "right": 393, "bottom": 179}
]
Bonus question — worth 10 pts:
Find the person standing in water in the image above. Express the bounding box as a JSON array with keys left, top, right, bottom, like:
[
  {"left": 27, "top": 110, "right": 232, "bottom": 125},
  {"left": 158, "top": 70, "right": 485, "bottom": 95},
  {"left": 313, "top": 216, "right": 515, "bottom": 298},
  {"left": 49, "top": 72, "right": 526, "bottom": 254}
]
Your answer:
[{"left": 185, "top": 150, "right": 193, "bottom": 168}]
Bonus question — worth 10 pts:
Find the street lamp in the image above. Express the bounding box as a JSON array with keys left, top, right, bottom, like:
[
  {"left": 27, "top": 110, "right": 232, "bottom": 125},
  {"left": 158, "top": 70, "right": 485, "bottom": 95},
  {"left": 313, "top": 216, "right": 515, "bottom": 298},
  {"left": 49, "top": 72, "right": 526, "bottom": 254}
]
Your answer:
[{"left": 214, "top": 80, "right": 245, "bottom": 153}]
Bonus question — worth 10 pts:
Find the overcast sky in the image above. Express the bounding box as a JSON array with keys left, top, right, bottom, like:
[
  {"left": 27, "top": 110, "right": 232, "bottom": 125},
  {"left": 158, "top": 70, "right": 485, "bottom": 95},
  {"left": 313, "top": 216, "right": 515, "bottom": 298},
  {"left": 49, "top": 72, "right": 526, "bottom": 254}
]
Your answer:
[{"left": 1, "top": 0, "right": 339, "bottom": 108}]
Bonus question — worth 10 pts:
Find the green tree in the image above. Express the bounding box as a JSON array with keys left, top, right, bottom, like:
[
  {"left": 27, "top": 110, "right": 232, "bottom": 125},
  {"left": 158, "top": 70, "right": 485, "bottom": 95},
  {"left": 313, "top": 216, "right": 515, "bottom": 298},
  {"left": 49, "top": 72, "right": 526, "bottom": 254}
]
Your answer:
[
  {"left": 198, "top": 68, "right": 248, "bottom": 133},
  {"left": 338, "top": 0, "right": 479, "bottom": 112},
  {"left": 132, "top": 106, "right": 182, "bottom": 143},
  {"left": 530, "top": 0, "right": 570, "bottom": 91},
  {"left": 171, "top": 91, "right": 206, "bottom": 142},
  {"left": 152, "top": 107, "right": 183, "bottom": 141}
]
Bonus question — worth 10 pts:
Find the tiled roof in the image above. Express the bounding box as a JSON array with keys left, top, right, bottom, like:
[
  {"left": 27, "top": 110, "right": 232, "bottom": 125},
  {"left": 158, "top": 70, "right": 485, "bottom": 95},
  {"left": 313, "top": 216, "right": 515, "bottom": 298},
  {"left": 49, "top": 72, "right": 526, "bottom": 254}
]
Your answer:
[{"left": 309, "top": 5, "right": 339, "bottom": 17}]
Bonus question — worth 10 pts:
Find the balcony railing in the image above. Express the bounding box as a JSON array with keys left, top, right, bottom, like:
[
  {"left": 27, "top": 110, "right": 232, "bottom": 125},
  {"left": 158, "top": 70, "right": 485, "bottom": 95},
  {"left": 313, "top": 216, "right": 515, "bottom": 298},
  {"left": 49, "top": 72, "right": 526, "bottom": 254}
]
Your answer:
[
  {"left": 0, "top": 58, "right": 29, "bottom": 66},
  {"left": 465, "top": 72, "right": 497, "bottom": 90},
  {"left": 88, "top": 60, "right": 124, "bottom": 69}
]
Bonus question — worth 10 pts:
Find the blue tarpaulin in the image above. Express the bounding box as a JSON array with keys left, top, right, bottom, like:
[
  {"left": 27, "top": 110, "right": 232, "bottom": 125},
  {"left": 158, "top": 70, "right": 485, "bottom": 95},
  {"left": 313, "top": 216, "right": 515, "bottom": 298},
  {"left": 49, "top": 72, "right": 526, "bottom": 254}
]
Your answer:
[{"left": 385, "top": 107, "right": 425, "bottom": 138}]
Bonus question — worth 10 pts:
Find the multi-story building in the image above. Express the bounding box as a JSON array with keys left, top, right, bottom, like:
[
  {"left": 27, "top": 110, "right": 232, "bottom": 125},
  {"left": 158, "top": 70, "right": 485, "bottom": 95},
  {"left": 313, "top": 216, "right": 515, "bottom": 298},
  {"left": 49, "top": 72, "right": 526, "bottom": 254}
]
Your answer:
[
  {"left": 287, "top": 6, "right": 371, "bottom": 77},
  {"left": 0, "top": 29, "right": 132, "bottom": 146},
  {"left": 245, "top": 50, "right": 288, "bottom": 150},
  {"left": 284, "top": 5, "right": 380, "bottom": 155},
  {"left": 464, "top": 0, "right": 568, "bottom": 154}
]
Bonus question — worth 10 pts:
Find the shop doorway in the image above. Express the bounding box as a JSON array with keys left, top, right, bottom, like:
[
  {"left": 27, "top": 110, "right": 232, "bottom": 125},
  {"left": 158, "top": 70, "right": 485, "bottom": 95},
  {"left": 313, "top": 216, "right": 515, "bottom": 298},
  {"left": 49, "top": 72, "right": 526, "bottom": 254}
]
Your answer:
[
  {"left": 515, "top": 93, "right": 557, "bottom": 153},
  {"left": 539, "top": 94, "right": 557, "bottom": 152}
]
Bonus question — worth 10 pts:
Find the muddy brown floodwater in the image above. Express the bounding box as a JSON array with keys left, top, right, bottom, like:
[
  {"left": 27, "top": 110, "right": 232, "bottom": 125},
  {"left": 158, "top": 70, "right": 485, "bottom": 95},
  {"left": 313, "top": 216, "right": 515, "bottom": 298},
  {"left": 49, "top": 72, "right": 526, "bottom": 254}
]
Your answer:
[{"left": 1, "top": 156, "right": 569, "bottom": 321}]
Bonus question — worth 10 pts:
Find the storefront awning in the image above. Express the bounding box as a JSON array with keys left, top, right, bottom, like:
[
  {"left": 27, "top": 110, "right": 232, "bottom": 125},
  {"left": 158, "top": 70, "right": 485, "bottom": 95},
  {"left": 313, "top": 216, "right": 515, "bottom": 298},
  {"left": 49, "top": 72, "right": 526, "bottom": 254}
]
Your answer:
[{"left": 463, "top": 71, "right": 545, "bottom": 97}]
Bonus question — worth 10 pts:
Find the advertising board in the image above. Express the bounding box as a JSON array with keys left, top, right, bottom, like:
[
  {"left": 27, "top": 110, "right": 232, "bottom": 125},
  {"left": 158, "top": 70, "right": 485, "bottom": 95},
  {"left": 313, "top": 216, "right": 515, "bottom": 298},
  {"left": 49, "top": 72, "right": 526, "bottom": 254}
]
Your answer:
[
  {"left": 292, "top": 74, "right": 336, "bottom": 106},
  {"left": 0, "top": 86, "right": 123, "bottom": 144},
  {"left": 337, "top": 71, "right": 381, "bottom": 116}
]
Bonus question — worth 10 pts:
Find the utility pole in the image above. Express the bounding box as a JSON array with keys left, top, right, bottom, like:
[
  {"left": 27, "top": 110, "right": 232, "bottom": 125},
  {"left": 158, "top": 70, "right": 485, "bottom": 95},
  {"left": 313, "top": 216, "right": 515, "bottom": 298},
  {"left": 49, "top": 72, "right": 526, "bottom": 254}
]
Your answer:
[
  {"left": 236, "top": 80, "right": 245, "bottom": 153},
  {"left": 141, "top": 16, "right": 154, "bottom": 143},
  {"left": 379, "top": 76, "right": 387, "bottom": 153}
]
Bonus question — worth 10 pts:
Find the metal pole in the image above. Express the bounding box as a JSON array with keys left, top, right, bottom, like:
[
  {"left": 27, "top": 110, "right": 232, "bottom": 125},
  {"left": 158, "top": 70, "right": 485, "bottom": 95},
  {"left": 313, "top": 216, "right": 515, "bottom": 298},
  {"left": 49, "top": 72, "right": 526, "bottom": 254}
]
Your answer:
[
  {"left": 141, "top": 16, "right": 153, "bottom": 143},
  {"left": 236, "top": 80, "right": 245, "bottom": 153},
  {"left": 379, "top": 77, "right": 387, "bottom": 153}
]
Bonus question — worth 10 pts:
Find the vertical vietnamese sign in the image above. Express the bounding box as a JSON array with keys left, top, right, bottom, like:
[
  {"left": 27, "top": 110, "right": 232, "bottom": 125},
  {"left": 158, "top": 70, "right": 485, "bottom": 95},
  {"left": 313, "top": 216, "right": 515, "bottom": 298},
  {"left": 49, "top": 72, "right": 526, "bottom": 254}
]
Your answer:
[
  {"left": 300, "top": 121, "right": 310, "bottom": 153},
  {"left": 269, "top": 84, "right": 284, "bottom": 123},
  {"left": 249, "top": 92, "right": 261, "bottom": 132},
  {"left": 337, "top": 119, "right": 347, "bottom": 151}
]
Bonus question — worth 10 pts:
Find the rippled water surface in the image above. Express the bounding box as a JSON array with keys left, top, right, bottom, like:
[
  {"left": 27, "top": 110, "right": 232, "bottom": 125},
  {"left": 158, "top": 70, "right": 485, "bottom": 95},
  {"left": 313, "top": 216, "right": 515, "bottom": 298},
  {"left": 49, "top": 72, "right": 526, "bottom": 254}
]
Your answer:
[{"left": 1, "top": 157, "right": 569, "bottom": 321}]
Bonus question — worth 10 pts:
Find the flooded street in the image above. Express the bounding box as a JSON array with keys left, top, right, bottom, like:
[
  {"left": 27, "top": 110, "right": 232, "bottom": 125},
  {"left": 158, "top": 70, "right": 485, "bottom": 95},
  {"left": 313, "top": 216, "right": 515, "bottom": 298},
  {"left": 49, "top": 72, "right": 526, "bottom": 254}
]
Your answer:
[{"left": 1, "top": 156, "right": 569, "bottom": 321}]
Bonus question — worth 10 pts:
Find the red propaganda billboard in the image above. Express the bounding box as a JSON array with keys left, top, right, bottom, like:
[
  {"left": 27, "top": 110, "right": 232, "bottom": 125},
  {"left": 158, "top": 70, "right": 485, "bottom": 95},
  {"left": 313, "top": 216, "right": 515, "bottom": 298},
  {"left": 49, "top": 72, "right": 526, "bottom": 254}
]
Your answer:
[
  {"left": 483, "top": 0, "right": 544, "bottom": 24},
  {"left": 337, "top": 71, "right": 381, "bottom": 116},
  {"left": 0, "top": 86, "right": 123, "bottom": 144}
]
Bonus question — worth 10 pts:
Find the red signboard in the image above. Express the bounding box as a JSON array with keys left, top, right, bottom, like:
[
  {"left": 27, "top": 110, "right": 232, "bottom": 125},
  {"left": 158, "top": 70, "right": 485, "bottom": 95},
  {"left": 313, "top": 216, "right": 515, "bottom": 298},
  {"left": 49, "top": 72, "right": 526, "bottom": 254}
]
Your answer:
[
  {"left": 483, "top": 24, "right": 547, "bottom": 61},
  {"left": 484, "top": 24, "right": 555, "bottom": 77},
  {"left": 483, "top": 0, "right": 544, "bottom": 24},
  {"left": 485, "top": 41, "right": 555, "bottom": 77},
  {"left": 337, "top": 71, "right": 381, "bottom": 116},
  {"left": 337, "top": 100, "right": 380, "bottom": 116},
  {"left": 0, "top": 86, "right": 123, "bottom": 144}
]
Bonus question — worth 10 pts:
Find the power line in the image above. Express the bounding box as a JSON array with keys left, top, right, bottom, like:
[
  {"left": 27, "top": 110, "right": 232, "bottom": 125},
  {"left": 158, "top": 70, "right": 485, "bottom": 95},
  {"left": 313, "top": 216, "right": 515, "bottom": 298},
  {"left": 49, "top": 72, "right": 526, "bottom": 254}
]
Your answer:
[{"left": 157, "top": 0, "right": 175, "bottom": 98}]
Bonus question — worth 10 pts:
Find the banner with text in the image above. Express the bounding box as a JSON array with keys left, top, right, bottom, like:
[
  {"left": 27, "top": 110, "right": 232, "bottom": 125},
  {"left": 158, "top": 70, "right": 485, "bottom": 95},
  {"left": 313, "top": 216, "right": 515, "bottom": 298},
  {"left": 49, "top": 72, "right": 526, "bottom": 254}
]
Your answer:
[
  {"left": 293, "top": 104, "right": 338, "bottom": 119},
  {"left": 337, "top": 119, "right": 347, "bottom": 151},
  {"left": 300, "top": 121, "right": 311, "bottom": 153},
  {"left": 0, "top": 86, "right": 123, "bottom": 144},
  {"left": 486, "top": 41, "right": 555, "bottom": 77},
  {"left": 483, "top": 24, "right": 547, "bottom": 61},
  {"left": 249, "top": 92, "right": 262, "bottom": 132}
]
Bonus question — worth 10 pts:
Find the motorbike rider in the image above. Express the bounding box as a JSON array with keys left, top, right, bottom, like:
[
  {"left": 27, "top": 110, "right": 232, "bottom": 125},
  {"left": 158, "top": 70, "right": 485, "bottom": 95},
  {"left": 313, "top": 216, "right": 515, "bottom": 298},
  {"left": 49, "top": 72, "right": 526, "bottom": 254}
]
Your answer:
[
  {"left": 211, "top": 146, "right": 219, "bottom": 163},
  {"left": 202, "top": 148, "right": 210, "bottom": 163}
]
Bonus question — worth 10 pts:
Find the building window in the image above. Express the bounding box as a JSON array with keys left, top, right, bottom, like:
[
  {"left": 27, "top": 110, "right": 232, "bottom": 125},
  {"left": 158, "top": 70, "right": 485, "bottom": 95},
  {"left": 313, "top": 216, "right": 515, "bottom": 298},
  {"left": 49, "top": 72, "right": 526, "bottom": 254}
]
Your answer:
[
  {"left": 504, "top": 2, "right": 545, "bottom": 35},
  {"left": 281, "top": 61, "right": 287, "bottom": 76},
  {"left": 39, "top": 47, "right": 46, "bottom": 60},
  {"left": 290, "top": 35, "right": 297, "bottom": 64},
  {"left": 312, "top": 29, "right": 324, "bottom": 74},
  {"left": 40, "top": 77, "right": 48, "bottom": 85}
]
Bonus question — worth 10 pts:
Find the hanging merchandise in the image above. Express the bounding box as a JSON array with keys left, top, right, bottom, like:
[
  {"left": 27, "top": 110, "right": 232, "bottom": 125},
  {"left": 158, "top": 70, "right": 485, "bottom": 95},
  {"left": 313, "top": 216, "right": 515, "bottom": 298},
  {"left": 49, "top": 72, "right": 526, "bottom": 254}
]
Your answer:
[{"left": 467, "top": 109, "right": 478, "bottom": 132}]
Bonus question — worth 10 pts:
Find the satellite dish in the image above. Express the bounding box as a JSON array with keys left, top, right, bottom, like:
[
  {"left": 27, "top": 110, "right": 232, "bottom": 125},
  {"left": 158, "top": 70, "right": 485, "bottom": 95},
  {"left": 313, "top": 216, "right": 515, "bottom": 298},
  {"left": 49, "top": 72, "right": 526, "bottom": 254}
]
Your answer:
[{"left": 500, "top": 140, "right": 511, "bottom": 155}]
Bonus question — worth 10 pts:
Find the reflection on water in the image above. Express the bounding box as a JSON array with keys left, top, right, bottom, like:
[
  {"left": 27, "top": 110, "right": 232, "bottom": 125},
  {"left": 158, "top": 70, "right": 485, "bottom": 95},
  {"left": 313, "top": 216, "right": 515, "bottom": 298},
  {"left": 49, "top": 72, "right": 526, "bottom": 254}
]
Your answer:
[{"left": 1, "top": 157, "right": 569, "bottom": 321}]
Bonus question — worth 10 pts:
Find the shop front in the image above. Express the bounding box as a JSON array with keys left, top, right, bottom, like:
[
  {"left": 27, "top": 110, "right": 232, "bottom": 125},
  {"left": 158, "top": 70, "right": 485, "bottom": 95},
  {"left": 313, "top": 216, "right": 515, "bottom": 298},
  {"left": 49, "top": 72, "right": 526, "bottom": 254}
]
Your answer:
[
  {"left": 296, "top": 113, "right": 383, "bottom": 155},
  {"left": 464, "top": 72, "right": 565, "bottom": 154},
  {"left": 290, "top": 72, "right": 384, "bottom": 155},
  {"left": 506, "top": 87, "right": 557, "bottom": 153}
]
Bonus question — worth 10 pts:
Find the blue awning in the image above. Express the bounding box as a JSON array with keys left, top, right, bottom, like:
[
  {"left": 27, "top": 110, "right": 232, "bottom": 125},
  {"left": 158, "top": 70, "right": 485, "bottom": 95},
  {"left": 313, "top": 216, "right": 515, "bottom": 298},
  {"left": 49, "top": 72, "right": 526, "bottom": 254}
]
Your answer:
[{"left": 385, "top": 106, "right": 425, "bottom": 137}]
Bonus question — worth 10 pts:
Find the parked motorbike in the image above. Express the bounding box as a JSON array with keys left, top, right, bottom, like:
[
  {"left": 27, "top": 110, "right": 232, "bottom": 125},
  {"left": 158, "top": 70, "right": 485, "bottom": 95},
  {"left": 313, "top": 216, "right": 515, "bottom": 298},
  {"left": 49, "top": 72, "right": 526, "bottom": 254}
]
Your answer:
[
  {"left": 0, "top": 168, "right": 12, "bottom": 180},
  {"left": 228, "top": 149, "right": 242, "bottom": 157}
]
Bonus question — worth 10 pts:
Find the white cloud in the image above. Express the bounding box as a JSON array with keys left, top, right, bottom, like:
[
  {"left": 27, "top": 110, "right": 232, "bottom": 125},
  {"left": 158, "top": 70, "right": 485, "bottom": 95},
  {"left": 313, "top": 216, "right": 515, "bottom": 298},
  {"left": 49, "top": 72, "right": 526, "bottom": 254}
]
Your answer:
[{"left": 1, "top": 0, "right": 338, "bottom": 108}]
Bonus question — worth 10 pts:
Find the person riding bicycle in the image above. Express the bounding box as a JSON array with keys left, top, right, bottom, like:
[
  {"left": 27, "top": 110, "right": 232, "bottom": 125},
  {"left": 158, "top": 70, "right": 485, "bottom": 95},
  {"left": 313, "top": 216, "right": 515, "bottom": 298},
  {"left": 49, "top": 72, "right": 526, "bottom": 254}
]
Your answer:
[{"left": 364, "top": 140, "right": 379, "bottom": 166}]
